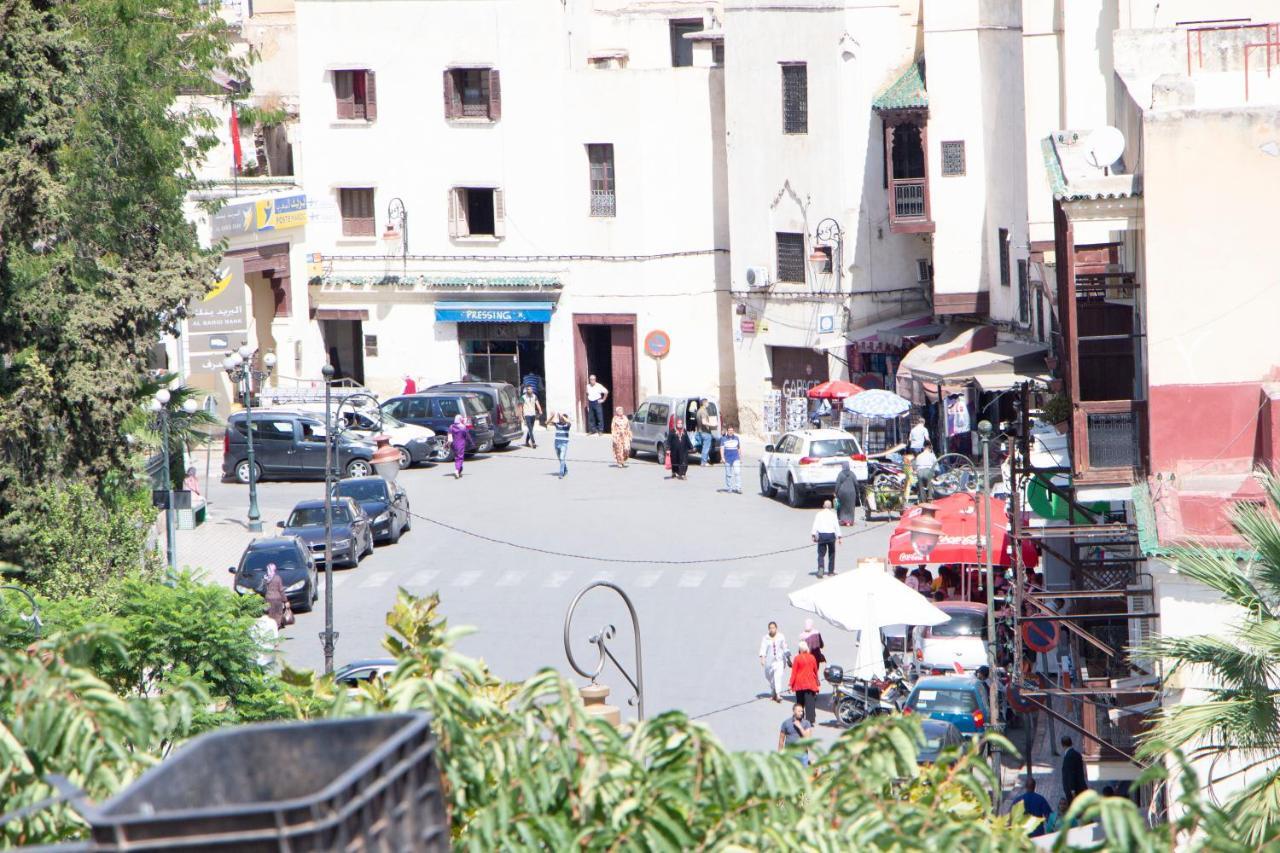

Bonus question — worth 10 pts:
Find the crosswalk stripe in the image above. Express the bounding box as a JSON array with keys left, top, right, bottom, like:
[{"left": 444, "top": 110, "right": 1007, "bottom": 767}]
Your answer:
[
  {"left": 544, "top": 570, "right": 573, "bottom": 588},
  {"left": 636, "top": 570, "right": 663, "bottom": 588},
  {"left": 678, "top": 571, "right": 705, "bottom": 588},
  {"left": 496, "top": 570, "right": 526, "bottom": 587},
  {"left": 590, "top": 570, "right": 616, "bottom": 584},
  {"left": 723, "top": 572, "right": 750, "bottom": 588},
  {"left": 453, "top": 570, "right": 482, "bottom": 587},
  {"left": 359, "top": 571, "right": 392, "bottom": 589},
  {"left": 405, "top": 569, "right": 439, "bottom": 588},
  {"left": 769, "top": 571, "right": 795, "bottom": 589},
  {"left": 326, "top": 574, "right": 351, "bottom": 589}
]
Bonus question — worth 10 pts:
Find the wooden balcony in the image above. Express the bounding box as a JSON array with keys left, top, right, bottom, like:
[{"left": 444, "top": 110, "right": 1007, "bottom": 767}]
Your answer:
[
  {"left": 1071, "top": 400, "right": 1146, "bottom": 484},
  {"left": 889, "top": 179, "right": 934, "bottom": 233}
]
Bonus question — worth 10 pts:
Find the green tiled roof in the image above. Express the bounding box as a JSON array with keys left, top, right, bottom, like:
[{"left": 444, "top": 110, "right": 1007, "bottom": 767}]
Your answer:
[
  {"left": 312, "top": 275, "right": 563, "bottom": 289},
  {"left": 1132, "top": 480, "right": 1257, "bottom": 560},
  {"left": 873, "top": 58, "right": 927, "bottom": 111},
  {"left": 1041, "top": 136, "right": 1069, "bottom": 198}
]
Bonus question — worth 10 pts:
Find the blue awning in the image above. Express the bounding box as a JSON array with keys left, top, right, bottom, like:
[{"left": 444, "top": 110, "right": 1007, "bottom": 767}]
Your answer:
[{"left": 434, "top": 301, "right": 554, "bottom": 323}]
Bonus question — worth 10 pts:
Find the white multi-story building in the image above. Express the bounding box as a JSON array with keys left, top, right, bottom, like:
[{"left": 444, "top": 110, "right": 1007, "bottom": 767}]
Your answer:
[{"left": 286, "top": 0, "right": 733, "bottom": 420}]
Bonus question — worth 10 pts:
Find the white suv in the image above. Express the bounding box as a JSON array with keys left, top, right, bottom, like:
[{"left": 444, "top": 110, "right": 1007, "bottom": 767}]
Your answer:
[{"left": 759, "top": 428, "right": 869, "bottom": 508}]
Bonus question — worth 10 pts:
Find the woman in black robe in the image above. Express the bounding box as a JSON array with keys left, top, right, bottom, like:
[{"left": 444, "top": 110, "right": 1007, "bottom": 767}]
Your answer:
[{"left": 834, "top": 461, "right": 860, "bottom": 526}]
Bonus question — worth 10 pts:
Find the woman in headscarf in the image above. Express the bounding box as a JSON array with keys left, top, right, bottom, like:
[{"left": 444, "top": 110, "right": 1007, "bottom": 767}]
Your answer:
[
  {"left": 610, "top": 406, "right": 632, "bottom": 468},
  {"left": 263, "top": 562, "right": 291, "bottom": 628},
  {"left": 834, "top": 461, "right": 860, "bottom": 526},
  {"left": 667, "top": 421, "right": 694, "bottom": 480},
  {"left": 798, "top": 618, "right": 826, "bottom": 665},
  {"left": 447, "top": 414, "right": 469, "bottom": 479}
]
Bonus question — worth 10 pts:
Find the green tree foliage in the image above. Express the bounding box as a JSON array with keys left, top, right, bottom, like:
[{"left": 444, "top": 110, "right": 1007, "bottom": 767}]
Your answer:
[
  {"left": 0, "top": 630, "right": 204, "bottom": 846},
  {"left": 1137, "top": 473, "right": 1280, "bottom": 846},
  {"left": 0, "top": 0, "right": 244, "bottom": 575},
  {"left": 0, "top": 481, "right": 158, "bottom": 601}
]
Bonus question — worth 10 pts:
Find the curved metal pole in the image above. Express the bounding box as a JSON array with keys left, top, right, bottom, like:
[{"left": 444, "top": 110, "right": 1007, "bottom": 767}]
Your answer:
[
  {"left": 564, "top": 581, "right": 644, "bottom": 721},
  {"left": 0, "top": 586, "right": 42, "bottom": 639}
]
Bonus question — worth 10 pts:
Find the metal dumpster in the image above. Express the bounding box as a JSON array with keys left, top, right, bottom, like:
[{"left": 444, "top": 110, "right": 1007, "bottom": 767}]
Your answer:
[{"left": 79, "top": 713, "right": 449, "bottom": 851}]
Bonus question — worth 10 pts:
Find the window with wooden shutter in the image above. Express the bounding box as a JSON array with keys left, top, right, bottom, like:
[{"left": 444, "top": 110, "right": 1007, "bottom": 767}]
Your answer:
[
  {"left": 487, "top": 70, "right": 501, "bottom": 120},
  {"left": 450, "top": 188, "right": 501, "bottom": 238},
  {"left": 1017, "top": 259, "right": 1030, "bottom": 325},
  {"left": 334, "top": 71, "right": 355, "bottom": 119},
  {"left": 339, "top": 188, "right": 375, "bottom": 237},
  {"left": 775, "top": 232, "right": 805, "bottom": 283},
  {"left": 364, "top": 70, "right": 377, "bottom": 120},
  {"left": 998, "top": 227, "right": 1011, "bottom": 287},
  {"left": 492, "top": 188, "right": 505, "bottom": 238},
  {"left": 443, "top": 69, "right": 460, "bottom": 119},
  {"left": 448, "top": 189, "right": 462, "bottom": 237},
  {"left": 445, "top": 68, "right": 498, "bottom": 120}
]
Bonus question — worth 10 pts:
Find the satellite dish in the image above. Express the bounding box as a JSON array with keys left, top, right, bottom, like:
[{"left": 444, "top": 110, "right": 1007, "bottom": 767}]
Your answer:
[{"left": 1085, "top": 126, "right": 1125, "bottom": 172}]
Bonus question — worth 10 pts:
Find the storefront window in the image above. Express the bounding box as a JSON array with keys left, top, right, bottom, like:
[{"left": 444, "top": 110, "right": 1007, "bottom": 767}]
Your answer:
[{"left": 457, "top": 322, "right": 545, "bottom": 390}]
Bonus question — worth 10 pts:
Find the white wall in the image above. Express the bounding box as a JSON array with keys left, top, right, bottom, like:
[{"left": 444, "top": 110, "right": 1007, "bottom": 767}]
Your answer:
[
  {"left": 924, "top": 0, "right": 1029, "bottom": 325},
  {"left": 724, "top": 0, "right": 927, "bottom": 434},
  {"left": 293, "top": 0, "right": 731, "bottom": 418}
]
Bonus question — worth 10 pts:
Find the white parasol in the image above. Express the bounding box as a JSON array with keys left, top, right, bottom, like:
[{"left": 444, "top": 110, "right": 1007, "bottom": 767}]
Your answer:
[{"left": 788, "top": 560, "right": 950, "bottom": 679}]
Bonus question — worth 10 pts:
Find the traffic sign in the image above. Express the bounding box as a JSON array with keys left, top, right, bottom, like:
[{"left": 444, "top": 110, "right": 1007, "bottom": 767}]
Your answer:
[
  {"left": 643, "top": 330, "right": 671, "bottom": 359},
  {"left": 1022, "top": 620, "right": 1060, "bottom": 654}
]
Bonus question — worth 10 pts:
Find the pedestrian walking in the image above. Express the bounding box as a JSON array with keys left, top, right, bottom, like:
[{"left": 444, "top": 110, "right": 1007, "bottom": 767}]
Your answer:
[
  {"left": 909, "top": 416, "right": 929, "bottom": 454},
  {"left": 263, "top": 563, "right": 293, "bottom": 629},
  {"left": 913, "top": 440, "right": 937, "bottom": 502},
  {"left": 789, "top": 641, "right": 820, "bottom": 725},
  {"left": 720, "top": 425, "right": 742, "bottom": 493},
  {"left": 667, "top": 421, "right": 693, "bottom": 480},
  {"left": 696, "top": 398, "right": 717, "bottom": 466},
  {"left": 799, "top": 618, "right": 826, "bottom": 664},
  {"left": 447, "top": 414, "right": 469, "bottom": 479},
  {"left": 522, "top": 371, "right": 545, "bottom": 423},
  {"left": 834, "top": 461, "right": 859, "bottom": 526},
  {"left": 758, "top": 621, "right": 790, "bottom": 702},
  {"left": 811, "top": 499, "right": 839, "bottom": 576},
  {"left": 585, "top": 374, "right": 609, "bottom": 434},
  {"left": 1060, "top": 736, "right": 1089, "bottom": 802},
  {"left": 520, "top": 385, "right": 542, "bottom": 448},
  {"left": 778, "top": 702, "right": 813, "bottom": 766},
  {"left": 402, "top": 375, "right": 417, "bottom": 395},
  {"left": 551, "top": 412, "right": 572, "bottom": 478},
  {"left": 610, "top": 406, "right": 632, "bottom": 467}
]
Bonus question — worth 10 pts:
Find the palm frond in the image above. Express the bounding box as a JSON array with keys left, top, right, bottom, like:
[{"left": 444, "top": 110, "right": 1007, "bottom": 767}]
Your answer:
[{"left": 1165, "top": 543, "right": 1270, "bottom": 617}]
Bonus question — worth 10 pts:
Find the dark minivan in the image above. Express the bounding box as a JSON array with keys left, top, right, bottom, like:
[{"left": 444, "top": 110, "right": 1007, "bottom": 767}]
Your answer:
[
  {"left": 381, "top": 392, "right": 495, "bottom": 458},
  {"left": 426, "top": 381, "right": 523, "bottom": 449},
  {"left": 222, "top": 410, "right": 376, "bottom": 483}
]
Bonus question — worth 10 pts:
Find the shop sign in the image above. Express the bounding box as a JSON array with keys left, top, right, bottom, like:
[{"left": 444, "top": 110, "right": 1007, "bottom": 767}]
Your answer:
[
  {"left": 434, "top": 302, "right": 554, "bottom": 323},
  {"left": 819, "top": 315, "right": 836, "bottom": 333},
  {"left": 740, "top": 319, "right": 756, "bottom": 335},
  {"left": 211, "top": 193, "right": 308, "bottom": 239},
  {"left": 189, "top": 258, "right": 247, "bottom": 335}
]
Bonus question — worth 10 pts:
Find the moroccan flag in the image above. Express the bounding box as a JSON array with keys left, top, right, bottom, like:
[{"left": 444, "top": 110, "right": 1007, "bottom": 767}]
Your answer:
[{"left": 229, "top": 103, "right": 243, "bottom": 174}]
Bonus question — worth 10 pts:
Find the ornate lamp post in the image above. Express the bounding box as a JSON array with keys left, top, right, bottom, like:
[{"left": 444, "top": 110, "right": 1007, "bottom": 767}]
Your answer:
[
  {"left": 904, "top": 502, "right": 943, "bottom": 559},
  {"left": 384, "top": 197, "right": 408, "bottom": 274},
  {"left": 808, "top": 217, "right": 844, "bottom": 293},
  {"left": 976, "top": 418, "right": 1002, "bottom": 800},
  {"left": 151, "top": 389, "right": 199, "bottom": 573},
  {"left": 223, "top": 345, "right": 277, "bottom": 533}
]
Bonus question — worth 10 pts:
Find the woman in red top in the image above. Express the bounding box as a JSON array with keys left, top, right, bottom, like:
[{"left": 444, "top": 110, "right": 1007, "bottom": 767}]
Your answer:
[{"left": 789, "top": 643, "right": 820, "bottom": 725}]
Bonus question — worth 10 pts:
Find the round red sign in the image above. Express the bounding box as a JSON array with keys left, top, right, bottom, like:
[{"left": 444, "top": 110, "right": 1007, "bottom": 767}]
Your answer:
[{"left": 643, "top": 330, "right": 671, "bottom": 359}]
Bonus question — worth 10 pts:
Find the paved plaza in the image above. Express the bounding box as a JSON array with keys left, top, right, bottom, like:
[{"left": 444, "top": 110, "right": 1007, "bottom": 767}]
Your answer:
[{"left": 182, "top": 430, "right": 1062, "bottom": 806}]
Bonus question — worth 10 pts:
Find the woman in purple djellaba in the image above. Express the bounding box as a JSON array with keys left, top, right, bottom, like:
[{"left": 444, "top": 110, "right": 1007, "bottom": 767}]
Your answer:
[{"left": 447, "top": 414, "right": 469, "bottom": 479}]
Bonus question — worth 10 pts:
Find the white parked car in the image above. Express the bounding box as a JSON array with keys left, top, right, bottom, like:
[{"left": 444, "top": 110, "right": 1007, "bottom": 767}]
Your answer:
[
  {"left": 759, "top": 428, "right": 869, "bottom": 508},
  {"left": 912, "top": 601, "right": 988, "bottom": 676},
  {"left": 279, "top": 404, "right": 444, "bottom": 468}
]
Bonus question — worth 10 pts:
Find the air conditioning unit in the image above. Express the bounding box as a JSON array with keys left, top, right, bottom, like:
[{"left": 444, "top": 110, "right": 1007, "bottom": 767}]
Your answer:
[
  {"left": 916, "top": 258, "right": 933, "bottom": 284},
  {"left": 745, "top": 266, "right": 770, "bottom": 289}
]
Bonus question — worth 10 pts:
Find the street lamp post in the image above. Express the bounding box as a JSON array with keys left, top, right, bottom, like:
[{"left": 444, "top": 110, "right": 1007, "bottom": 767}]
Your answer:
[
  {"left": 318, "top": 373, "right": 400, "bottom": 674},
  {"left": 808, "top": 217, "right": 844, "bottom": 294},
  {"left": 223, "top": 345, "right": 277, "bottom": 533},
  {"left": 385, "top": 197, "right": 408, "bottom": 274},
  {"left": 151, "top": 389, "right": 199, "bottom": 574},
  {"left": 976, "top": 418, "right": 1002, "bottom": 802}
]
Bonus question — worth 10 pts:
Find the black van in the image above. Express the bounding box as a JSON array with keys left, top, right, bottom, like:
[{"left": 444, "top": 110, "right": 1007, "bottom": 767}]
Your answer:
[
  {"left": 426, "top": 381, "right": 523, "bottom": 448},
  {"left": 222, "top": 410, "right": 376, "bottom": 483}
]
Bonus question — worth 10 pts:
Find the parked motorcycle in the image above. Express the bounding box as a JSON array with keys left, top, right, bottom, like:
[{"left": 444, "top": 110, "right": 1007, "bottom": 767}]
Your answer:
[{"left": 823, "top": 663, "right": 911, "bottom": 727}]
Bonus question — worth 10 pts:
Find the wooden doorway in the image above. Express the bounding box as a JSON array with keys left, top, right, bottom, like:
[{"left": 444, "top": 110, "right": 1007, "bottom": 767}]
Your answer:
[{"left": 573, "top": 314, "right": 636, "bottom": 421}]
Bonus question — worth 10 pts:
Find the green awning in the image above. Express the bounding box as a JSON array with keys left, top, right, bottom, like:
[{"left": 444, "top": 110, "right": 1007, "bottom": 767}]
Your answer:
[{"left": 873, "top": 58, "right": 927, "bottom": 111}]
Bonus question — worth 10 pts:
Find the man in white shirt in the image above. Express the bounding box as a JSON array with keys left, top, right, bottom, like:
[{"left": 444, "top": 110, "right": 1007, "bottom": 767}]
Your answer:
[
  {"left": 913, "top": 441, "right": 937, "bottom": 502},
  {"left": 585, "top": 374, "right": 609, "bottom": 434},
  {"left": 758, "top": 621, "right": 790, "bottom": 702},
  {"left": 811, "top": 499, "right": 840, "bottom": 576},
  {"left": 909, "top": 417, "right": 929, "bottom": 453}
]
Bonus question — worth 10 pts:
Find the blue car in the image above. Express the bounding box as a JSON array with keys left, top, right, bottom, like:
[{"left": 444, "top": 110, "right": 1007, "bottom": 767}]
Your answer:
[{"left": 903, "top": 676, "right": 991, "bottom": 739}]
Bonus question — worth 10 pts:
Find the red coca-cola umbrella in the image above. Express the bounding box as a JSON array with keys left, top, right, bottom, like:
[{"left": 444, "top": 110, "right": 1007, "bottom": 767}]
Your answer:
[
  {"left": 806, "top": 380, "right": 864, "bottom": 400},
  {"left": 888, "top": 493, "right": 1039, "bottom": 568}
]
